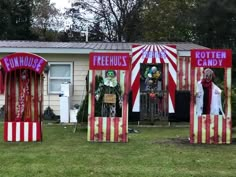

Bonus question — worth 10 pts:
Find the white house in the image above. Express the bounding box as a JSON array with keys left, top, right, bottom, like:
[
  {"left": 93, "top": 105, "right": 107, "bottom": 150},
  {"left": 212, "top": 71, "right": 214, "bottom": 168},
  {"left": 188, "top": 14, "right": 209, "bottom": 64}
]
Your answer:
[{"left": 0, "top": 40, "right": 207, "bottom": 118}]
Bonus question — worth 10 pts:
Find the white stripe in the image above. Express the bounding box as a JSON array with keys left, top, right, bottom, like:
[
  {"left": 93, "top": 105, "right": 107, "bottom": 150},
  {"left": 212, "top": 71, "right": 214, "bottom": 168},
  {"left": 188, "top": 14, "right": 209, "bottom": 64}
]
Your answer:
[
  {"left": 154, "top": 45, "right": 161, "bottom": 63},
  {"left": 33, "top": 123, "right": 37, "bottom": 141},
  {"left": 132, "top": 89, "right": 140, "bottom": 112},
  {"left": 218, "top": 116, "right": 223, "bottom": 144},
  {"left": 131, "top": 57, "right": 144, "bottom": 86},
  {"left": 16, "top": 122, "right": 20, "bottom": 141},
  {"left": 193, "top": 113, "right": 198, "bottom": 143},
  {"left": 147, "top": 45, "right": 153, "bottom": 63},
  {"left": 24, "top": 122, "right": 29, "bottom": 142},
  {"left": 103, "top": 118, "right": 107, "bottom": 141},
  {"left": 161, "top": 45, "right": 177, "bottom": 64},
  {"left": 168, "top": 94, "right": 174, "bottom": 113},
  {"left": 131, "top": 45, "right": 149, "bottom": 64},
  {"left": 163, "top": 45, "right": 177, "bottom": 54},
  {"left": 158, "top": 46, "right": 176, "bottom": 83},
  {"left": 8, "top": 122, "right": 12, "bottom": 141}
]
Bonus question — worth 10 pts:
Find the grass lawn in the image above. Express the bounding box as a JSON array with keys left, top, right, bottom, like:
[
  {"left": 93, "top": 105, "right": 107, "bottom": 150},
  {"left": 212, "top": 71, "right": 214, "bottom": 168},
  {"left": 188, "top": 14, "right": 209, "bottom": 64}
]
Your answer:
[{"left": 0, "top": 124, "right": 236, "bottom": 177}]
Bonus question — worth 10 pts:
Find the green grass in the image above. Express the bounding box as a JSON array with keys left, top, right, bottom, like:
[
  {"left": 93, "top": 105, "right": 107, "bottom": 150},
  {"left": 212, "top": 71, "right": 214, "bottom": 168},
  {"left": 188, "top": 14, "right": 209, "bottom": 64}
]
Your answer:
[{"left": 0, "top": 124, "right": 236, "bottom": 177}]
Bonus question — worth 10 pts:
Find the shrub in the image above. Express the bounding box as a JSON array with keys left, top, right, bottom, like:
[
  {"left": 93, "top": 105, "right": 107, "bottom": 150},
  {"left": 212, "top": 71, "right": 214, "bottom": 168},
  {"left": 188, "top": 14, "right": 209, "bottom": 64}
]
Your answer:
[
  {"left": 0, "top": 105, "right": 4, "bottom": 120},
  {"left": 43, "top": 106, "right": 56, "bottom": 120},
  {"left": 77, "top": 94, "right": 88, "bottom": 123}
]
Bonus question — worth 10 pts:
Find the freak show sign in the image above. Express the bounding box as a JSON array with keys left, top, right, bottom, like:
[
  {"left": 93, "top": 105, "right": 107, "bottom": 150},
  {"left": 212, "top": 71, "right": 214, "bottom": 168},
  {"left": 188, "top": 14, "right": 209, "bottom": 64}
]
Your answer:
[
  {"left": 88, "top": 52, "right": 130, "bottom": 142},
  {"left": 0, "top": 53, "right": 47, "bottom": 142},
  {"left": 190, "top": 49, "right": 232, "bottom": 144}
]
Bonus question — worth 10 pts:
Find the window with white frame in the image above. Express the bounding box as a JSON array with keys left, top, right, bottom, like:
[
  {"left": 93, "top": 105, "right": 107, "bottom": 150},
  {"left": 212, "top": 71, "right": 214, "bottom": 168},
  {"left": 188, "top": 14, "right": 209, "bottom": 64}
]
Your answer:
[{"left": 48, "top": 62, "right": 73, "bottom": 94}]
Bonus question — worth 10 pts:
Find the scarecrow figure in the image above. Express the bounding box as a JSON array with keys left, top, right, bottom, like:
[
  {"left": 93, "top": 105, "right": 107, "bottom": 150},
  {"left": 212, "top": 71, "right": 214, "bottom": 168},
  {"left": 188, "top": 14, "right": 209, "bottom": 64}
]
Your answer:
[
  {"left": 95, "top": 70, "right": 122, "bottom": 117},
  {"left": 196, "top": 68, "right": 224, "bottom": 116},
  {"left": 144, "top": 66, "right": 162, "bottom": 91}
]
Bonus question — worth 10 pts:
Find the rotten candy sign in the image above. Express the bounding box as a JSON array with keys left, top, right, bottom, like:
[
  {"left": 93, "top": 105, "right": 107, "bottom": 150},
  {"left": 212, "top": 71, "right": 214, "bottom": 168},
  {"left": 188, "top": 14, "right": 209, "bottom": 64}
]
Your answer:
[
  {"left": 89, "top": 52, "right": 130, "bottom": 70},
  {"left": 191, "top": 49, "right": 232, "bottom": 68}
]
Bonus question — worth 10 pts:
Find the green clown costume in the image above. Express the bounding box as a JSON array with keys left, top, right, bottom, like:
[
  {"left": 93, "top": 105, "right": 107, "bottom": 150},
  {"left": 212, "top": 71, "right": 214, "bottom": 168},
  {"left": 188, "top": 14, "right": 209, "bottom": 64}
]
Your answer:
[{"left": 95, "top": 70, "right": 122, "bottom": 117}]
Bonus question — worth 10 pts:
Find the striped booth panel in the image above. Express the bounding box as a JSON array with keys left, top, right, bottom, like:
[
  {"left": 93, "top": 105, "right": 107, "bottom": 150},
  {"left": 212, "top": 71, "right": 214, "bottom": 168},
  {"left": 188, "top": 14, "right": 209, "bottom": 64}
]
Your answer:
[
  {"left": 4, "top": 122, "right": 42, "bottom": 142},
  {"left": 190, "top": 115, "right": 231, "bottom": 144},
  {"left": 88, "top": 117, "right": 128, "bottom": 142}
]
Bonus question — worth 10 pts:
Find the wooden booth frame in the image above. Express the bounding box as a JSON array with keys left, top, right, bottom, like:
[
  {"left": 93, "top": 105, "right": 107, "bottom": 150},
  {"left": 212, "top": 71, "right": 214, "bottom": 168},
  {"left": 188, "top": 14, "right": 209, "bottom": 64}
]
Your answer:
[
  {"left": 0, "top": 53, "right": 47, "bottom": 142},
  {"left": 88, "top": 52, "right": 130, "bottom": 142},
  {"left": 190, "top": 49, "right": 232, "bottom": 144}
]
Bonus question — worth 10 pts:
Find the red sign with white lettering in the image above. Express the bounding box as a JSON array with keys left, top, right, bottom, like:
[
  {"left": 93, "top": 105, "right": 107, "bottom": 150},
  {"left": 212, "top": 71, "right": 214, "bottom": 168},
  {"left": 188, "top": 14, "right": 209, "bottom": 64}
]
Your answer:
[
  {"left": 89, "top": 52, "right": 130, "bottom": 70},
  {"left": 191, "top": 49, "right": 232, "bottom": 68},
  {"left": 1, "top": 53, "right": 47, "bottom": 73}
]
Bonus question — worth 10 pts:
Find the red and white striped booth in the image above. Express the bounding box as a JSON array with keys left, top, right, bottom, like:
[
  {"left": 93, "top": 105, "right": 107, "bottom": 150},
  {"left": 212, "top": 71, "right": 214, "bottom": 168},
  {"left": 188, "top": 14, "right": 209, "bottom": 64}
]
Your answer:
[
  {"left": 88, "top": 52, "right": 130, "bottom": 142},
  {"left": 0, "top": 53, "right": 47, "bottom": 142},
  {"left": 190, "top": 49, "right": 232, "bottom": 144}
]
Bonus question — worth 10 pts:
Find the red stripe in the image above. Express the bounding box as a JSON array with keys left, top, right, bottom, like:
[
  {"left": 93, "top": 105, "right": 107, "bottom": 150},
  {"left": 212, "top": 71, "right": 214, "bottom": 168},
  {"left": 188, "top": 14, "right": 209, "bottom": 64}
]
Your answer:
[
  {"left": 122, "top": 71, "right": 129, "bottom": 142},
  {"left": 4, "top": 122, "right": 8, "bottom": 141},
  {"left": 117, "top": 70, "right": 120, "bottom": 82},
  {"left": 131, "top": 58, "right": 148, "bottom": 109},
  {"left": 36, "top": 122, "right": 41, "bottom": 141},
  {"left": 98, "top": 118, "right": 103, "bottom": 142},
  {"left": 20, "top": 122, "right": 24, "bottom": 141},
  {"left": 206, "top": 115, "right": 210, "bottom": 144},
  {"left": 168, "top": 71, "right": 176, "bottom": 111},
  {"left": 90, "top": 71, "right": 96, "bottom": 141},
  {"left": 222, "top": 117, "right": 227, "bottom": 143},
  {"left": 12, "top": 122, "right": 16, "bottom": 141},
  {"left": 4, "top": 74, "right": 9, "bottom": 121},
  {"left": 34, "top": 73, "right": 39, "bottom": 121},
  {"left": 89, "top": 117, "right": 95, "bottom": 141},
  {"left": 189, "top": 68, "right": 195, "bottom": 143},
  {"left": 197, "top": 116, "right": 202, "bottom": 143},
  {"left": 214, "top": 115, "right": 219, "bottom": 144},
  {"left": 131, "top": 46, "right": 145, "bottom": 69},
  {"left": 12, "top": 71, "right": 16, "bottom": 120},
  {"left": 114, "top": 118, "right": 119, "bottom": 142},
  {"left": 28, "top": 122, "right": 33, "bottom": 142},
  {"left": 106, "top": 118, "right": 111, "bottom": 141},
  {"left": 9, "top": 72, "right": 13, "bottom": 121}
]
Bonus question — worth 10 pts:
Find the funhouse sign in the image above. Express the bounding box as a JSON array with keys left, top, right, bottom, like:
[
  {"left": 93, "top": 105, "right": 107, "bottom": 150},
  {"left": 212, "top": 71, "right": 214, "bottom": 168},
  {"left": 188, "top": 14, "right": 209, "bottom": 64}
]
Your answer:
[
  {"left": 1, "top": 53, "right": 47, "bottom": 73},
  {"left": 191, "top": 49, "right": 232, "bottom": 68},
  {"left": 89, "top": 52, "right": 130, "bottom": 70}
]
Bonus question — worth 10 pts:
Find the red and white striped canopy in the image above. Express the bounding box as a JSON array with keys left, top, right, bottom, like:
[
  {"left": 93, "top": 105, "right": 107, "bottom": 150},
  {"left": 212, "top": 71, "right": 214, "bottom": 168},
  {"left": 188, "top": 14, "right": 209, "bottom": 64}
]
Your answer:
[{"left": 131, "top": 44, "right": 177, "bottom": 112}]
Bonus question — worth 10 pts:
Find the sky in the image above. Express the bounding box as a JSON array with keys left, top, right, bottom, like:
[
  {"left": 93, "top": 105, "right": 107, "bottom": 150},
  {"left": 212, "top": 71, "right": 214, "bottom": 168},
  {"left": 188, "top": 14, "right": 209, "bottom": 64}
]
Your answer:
[{"left": 50, "top": 0, "right": 72, "bottom": 12}]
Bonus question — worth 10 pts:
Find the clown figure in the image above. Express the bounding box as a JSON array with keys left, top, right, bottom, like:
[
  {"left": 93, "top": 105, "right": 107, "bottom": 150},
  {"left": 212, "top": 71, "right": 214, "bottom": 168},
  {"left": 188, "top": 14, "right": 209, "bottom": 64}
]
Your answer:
[
  {"left": 95, "top": 70, "right": 122, "bottom": 117},
  {"left": 144, "top": 66, "right": 162, "bottom": 91},
  {"left": 196, "top": 68, "right": 224, "bottom": 116}
]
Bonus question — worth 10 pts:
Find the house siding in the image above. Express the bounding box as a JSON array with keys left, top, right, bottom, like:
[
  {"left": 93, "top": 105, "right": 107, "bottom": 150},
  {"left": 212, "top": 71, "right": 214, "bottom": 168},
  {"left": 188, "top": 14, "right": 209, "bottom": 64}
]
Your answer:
[{"left": 0, "top": 53, "right": 89, "bottom": 116}]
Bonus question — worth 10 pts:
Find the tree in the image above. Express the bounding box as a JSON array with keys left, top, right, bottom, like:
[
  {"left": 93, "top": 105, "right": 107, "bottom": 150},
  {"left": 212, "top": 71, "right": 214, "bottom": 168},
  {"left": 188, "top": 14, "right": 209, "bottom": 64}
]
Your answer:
[
  {"left": 0, "top": 0, "right": 62, "bottom": 41},
  {"left": 140, "top": 0, "right": 195, "bottom": 42},
  {"left": 66, "top": 0, "right": 145, "bottom": 42},
  {"left": 192, "top": 0, "right": 236, "bottom": 49},
  {"left": 0, "top": 0, "right": 35, "bottom": 40},
  {"left": 32, "top": 0, "right": 62, "bottom": 41}
]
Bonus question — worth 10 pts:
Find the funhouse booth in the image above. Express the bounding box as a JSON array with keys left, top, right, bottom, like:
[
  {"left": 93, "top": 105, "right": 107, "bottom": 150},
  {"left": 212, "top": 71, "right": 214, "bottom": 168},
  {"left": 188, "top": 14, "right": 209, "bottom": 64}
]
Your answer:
[{"left": 0, "top": 53, "right": 47, "bottom": 142}]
